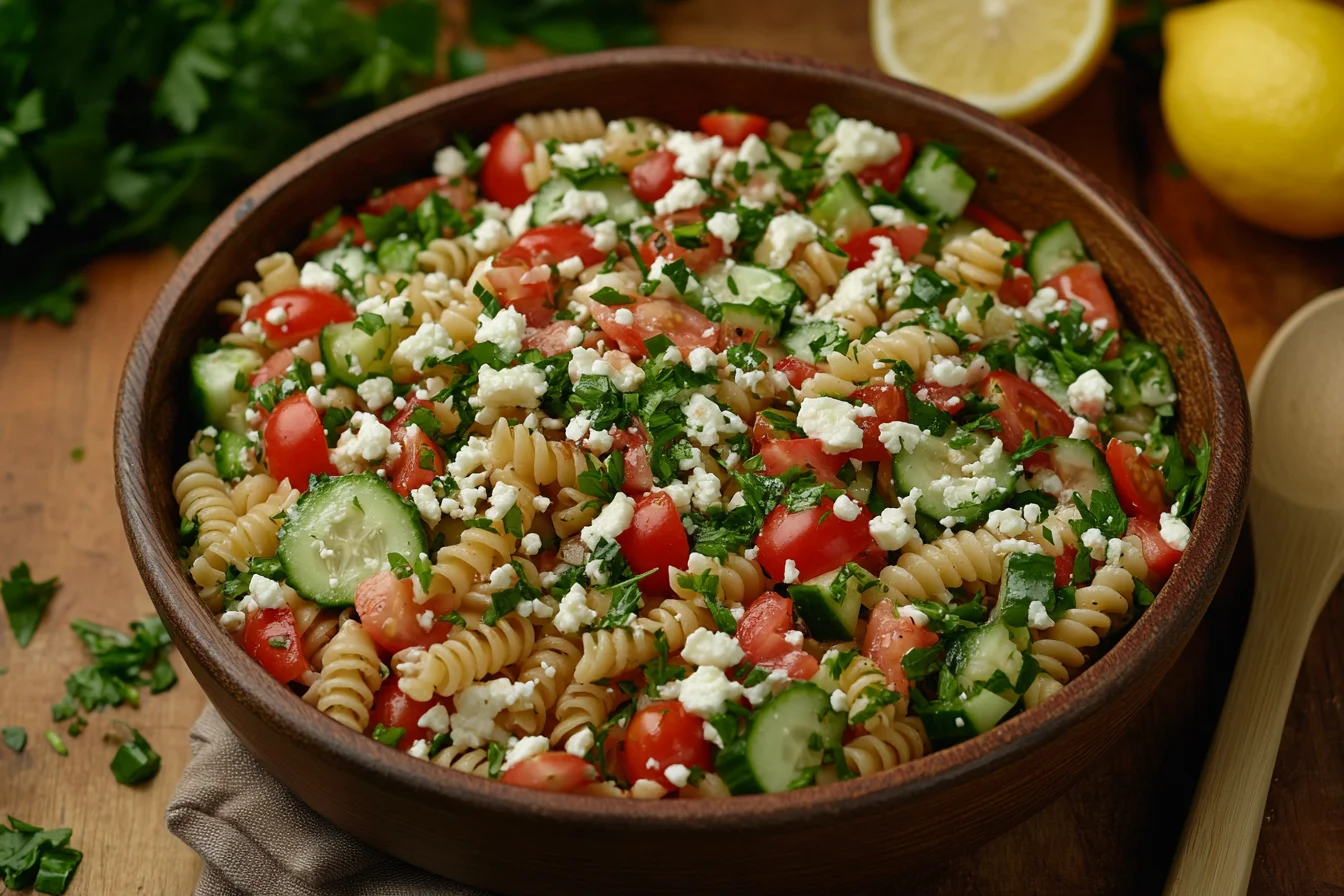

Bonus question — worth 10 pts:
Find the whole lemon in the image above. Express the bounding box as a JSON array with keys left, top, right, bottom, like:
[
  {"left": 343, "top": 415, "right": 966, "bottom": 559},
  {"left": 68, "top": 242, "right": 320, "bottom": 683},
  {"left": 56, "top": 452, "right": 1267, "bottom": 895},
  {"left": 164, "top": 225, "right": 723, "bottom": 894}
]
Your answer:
[{"left": 1161, "top": 0, "right": 1344, "bottom": 239}]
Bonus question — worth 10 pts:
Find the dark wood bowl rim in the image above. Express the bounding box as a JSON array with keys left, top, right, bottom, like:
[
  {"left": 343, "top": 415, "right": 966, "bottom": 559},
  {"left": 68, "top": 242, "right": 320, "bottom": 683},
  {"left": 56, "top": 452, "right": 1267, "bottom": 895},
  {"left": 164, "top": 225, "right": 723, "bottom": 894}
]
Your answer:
[{"left": 115, "top": 46, "right": 1250, "bottom": 830}]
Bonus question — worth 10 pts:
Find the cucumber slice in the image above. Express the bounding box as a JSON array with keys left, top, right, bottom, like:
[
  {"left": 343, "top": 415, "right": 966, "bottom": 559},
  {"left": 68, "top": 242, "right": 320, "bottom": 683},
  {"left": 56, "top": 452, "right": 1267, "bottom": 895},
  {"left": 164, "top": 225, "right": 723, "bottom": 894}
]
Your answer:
[
  {"left": 809, "top": 173, "right": 873, "bottom": 241},
  {"left": 701, "top": 262, "right": 803, "bottom": 339},
  {"left": 532, "top": 175, "right": 640, "bottom": 226},
  {"left": 376, "top": 235, "right": 420, "bottom": 275},
  {"left": 893, "top": 428, "right": 1018, "bottom": 527},
  {"left": 1046, "top": 438, "right": 1115, "bottom": 503},
  {"left": 214, "top": 430, "right": 253, "bottom": 481},
  {"left": 531, "top": 177, "right": 571, "bottom": 226},
  {"left": 1025, "top": 220, "right": 1088, "bottom": 285},
  {"left": 277, "top": 473, "right": 427, "bottom": 607},
  {"left": 779, "top": 319, "right": 846, "bottom": 364},
  {"left": 790, "top": 562, "right": 875, "bottom": 640},
  {"left": 190, "top": 347, "right": 263, "bottom": 433},
  {"left": 319, "top": 321, "right": 393, "bottom": 387},
  {"left": 899, "top": 144, "right": 976, "bottom": 222},
  {"left": 946, "top": 621, "right": 1025, "bottom": 694},
  {"left": 315, "top": 244, "right": 376, "bottom": 281},
  {"left": 1119, "top": 338, "right": 1177, "bottom": 406},
  {"left": 715, "top": 682, "right": 845, "bottom": 794}
]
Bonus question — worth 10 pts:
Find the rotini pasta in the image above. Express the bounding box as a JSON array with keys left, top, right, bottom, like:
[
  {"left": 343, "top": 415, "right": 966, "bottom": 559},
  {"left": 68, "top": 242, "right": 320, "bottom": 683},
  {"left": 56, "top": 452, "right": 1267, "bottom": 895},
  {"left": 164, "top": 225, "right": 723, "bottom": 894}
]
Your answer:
[{"left": 176, "top": 106, "right": 1201, "bottom": 798}]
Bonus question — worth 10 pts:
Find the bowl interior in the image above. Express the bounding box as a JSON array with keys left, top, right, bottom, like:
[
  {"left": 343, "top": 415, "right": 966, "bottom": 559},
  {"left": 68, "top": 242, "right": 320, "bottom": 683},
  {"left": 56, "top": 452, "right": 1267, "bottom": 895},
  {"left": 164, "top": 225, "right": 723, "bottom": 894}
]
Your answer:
[{"left": 118, "top": 47, "right": 1249, "bottom": 831}]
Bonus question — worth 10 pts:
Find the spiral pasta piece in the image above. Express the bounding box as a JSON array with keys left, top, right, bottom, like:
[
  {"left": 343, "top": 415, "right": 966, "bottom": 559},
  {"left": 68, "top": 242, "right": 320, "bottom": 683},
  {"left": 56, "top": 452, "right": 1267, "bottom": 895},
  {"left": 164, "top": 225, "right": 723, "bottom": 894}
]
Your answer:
[
  {"left": 431, "top": 742, "right": 493, "bottom": 777},
  {"left": 395, "top": 614, "right": 536, "bottom": 701},
  {"left": 173, "top": 454, "right": 237, "bottom": 556},
  {"left": 843, "top": 719, "right": 926, "bottom": 776},
  {"left": 191, "top": 480, "right": 299, "bottom": 595},
  {"left": 602, "top": 117, "right": 666, "bottom": 171},
  {"left": 821, "top": 326, "right": 959, "bottom": 385},
  {"left": 667, "top": 553, "right": 770, "bottom": 610},
  {"left": 515, "top": 107, "right": 606, "bottom": 144},
  {"left": 1022, "top": 672, "right": 1065, "bottom": 709},
  {"left": 229, "top": 473, "right": 278, "bottom": 516},
  {"left": 521, "top": 142, "right": 553, "bottom": 192},
  {"left": 550, "top": 681, "right": 624, "bottom": 748},
  {"left": 486, "top": 418, "right": 596, "bottom": 491},
  {"left": 279, "top": 584, "right": 351, "bottom": 671},
  {"left": 500, "top": 635, "right": 583, "bottom": 736},
  {"left": 417, "top": 236, "right": 486, "bottom": 281},
  {"left": 304, "top": 619, "right": 383, "bottom": 732},
  {"left": 839, "top": 654, "right": 904, "bottom": 731},
  {"left": 874, "top": 528, "right": 1006, "bottom": 608},
  {"left": 551, "top": 486, "right": 598, "bottom": 540},
  {"left": 574, "top": 599, "right": 712, "bottom": 684},
  {"left": 254, "top": 252, "right": 300, "bottom": 297},
  {"left": 786, "top": 240, "right": 849, "bottom": 305},
  {"left": 428, "top": 522, "right": 518, "bottom": 603},
  {"left": 935, "top": 228, "right": 1011, "bottom": 292}
]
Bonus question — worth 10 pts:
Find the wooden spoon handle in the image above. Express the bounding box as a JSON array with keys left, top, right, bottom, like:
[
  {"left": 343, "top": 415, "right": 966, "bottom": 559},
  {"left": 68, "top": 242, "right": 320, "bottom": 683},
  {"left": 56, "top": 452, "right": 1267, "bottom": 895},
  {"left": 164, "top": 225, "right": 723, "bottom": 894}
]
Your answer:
[{"left": 1164, "top": 562, "right": 1331, "bottom": 895}]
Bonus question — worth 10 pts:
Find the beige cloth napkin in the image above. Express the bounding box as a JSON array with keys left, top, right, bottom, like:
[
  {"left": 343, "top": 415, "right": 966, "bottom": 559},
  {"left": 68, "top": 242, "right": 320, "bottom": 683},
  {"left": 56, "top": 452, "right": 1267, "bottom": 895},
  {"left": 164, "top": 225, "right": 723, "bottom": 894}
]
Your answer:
[{"left": 167, "top": 705, "right": 488, "bottom": 896}]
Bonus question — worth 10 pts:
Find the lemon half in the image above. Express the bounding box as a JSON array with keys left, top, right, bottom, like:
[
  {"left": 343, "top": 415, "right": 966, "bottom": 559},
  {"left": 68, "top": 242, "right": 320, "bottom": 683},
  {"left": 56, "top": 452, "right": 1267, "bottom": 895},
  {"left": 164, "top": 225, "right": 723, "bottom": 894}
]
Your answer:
[{"left": 869, "top": 0, "right": 1115, "bottom": 123}]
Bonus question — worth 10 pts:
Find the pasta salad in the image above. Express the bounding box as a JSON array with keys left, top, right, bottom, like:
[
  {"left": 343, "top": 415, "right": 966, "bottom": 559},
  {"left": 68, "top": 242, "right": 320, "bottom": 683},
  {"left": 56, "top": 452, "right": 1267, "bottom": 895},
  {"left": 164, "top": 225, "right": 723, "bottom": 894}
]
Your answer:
[{"left": 174, "top": 105, "right": 1208, "bottom": 798}]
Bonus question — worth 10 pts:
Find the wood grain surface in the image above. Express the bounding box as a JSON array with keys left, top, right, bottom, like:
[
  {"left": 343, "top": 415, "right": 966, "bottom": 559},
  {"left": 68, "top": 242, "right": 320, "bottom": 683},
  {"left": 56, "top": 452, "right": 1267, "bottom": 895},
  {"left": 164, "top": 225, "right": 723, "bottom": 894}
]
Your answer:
[{"left": 1, "top": 1, "right": 1341, "bottom": 893}]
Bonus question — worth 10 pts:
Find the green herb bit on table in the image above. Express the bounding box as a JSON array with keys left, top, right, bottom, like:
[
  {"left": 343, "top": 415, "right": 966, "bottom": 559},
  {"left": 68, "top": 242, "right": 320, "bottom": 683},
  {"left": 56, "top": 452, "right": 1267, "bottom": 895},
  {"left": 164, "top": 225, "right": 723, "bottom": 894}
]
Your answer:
[
  {"left": 1, "top": 563, "right": 59, "bottom": 647},
  {"left": 0, "top": 816, "right": 82, "bottom": 895}
]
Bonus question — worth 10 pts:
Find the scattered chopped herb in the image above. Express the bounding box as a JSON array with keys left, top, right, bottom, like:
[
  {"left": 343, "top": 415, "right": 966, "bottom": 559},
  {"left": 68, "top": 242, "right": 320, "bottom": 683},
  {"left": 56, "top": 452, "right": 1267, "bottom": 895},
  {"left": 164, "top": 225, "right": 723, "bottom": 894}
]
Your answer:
[
  {"left": 2, "top": 727, "right": 26, "bottom": 753},
  {"left": 2, "top": 562, "right": 59, "bottom": 648},
  {"left": 108, "top": 723, "right": 161, "bottom": 785},
  {"left": 44, "top": 730, "right": 67, "bottom": 757},
  {"left": 370, "top": 724, "right": 406, "bottom": 748},
  {"left": 0, "top": 816, "right": 82, "bottom": 894}
]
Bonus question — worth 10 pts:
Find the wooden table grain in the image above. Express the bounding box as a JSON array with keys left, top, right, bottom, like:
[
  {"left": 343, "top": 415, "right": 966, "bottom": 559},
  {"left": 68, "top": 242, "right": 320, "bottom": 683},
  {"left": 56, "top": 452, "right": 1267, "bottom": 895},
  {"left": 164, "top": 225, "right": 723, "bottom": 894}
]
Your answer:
[{"left": 2, "top": 2, "right": 1342, "bottom": 893}]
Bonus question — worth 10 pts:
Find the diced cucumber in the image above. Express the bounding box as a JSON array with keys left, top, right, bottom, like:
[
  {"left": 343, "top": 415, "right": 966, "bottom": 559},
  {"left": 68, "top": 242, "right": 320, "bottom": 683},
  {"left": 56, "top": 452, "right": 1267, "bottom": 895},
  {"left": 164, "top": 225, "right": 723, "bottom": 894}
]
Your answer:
[
  {"left": 701, "top": 263, "right": 803, "bottom": 339},
  {"left": 899, "top": 144, "right": 976, "bottom": 222},
  {"left": 779, "top": 320, "right": 846, "bottom": 364},
  {"left": 809, "top": 173, "right": 873, "bottom": 240},
  {"left": 946, "top": 621, "right": 1025, "bottom": 694},
  {"left": 376, "top": 235, "right": 420, "bottom": 275},
  {"left": 190, "top": 347, "right": 263, "bottom": 433},
  {"left": 893, "top": 428, "right": 1018, "bottom": 528},
  {"left": 214, "top": 430, "right": 253, "bottom": 481},
  {"left": 532, "top": 175, "right": 640, "bottom": 226},
  {"left": 320, "top": 321, "right": 393, "bottom": 387},
  {"left": 993, "top": 552, "right": 1055, "bottom": 629},
  {"left": 1120, "top": 338, "right": 1177, "bottom": 407},
  {"left": 1025, "top": 220, "right": 1088, "bottom": 285},
  {"left": 277, "top": 473, "right": 427, "bottom": 607},
  {"left": 715, "top": 682, "right": 846, "bottom": 795},
  {"left": 790, "top": 562, "right": 875, "bottom": 640},
  {"left": 315, "top": 244, "right": 377, "bottom": 281},
  {"left": 1047, "top": 438, "right": 1115, "bottom": 503}
]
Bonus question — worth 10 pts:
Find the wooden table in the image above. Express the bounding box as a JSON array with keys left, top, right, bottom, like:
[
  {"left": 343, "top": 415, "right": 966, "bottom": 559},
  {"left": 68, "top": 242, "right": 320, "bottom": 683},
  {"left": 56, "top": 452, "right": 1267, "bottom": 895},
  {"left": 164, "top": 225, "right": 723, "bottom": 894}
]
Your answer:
[{"left": 2, "top": 2, "right": 1342, "bottom": 892}]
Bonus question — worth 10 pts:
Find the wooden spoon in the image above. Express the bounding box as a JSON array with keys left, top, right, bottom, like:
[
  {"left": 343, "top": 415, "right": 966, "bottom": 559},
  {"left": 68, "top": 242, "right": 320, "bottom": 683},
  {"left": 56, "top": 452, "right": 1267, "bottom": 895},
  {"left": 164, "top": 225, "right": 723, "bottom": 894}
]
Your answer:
[{"left": 1166, "top": 288, "right": 1344, "bottom": 895}]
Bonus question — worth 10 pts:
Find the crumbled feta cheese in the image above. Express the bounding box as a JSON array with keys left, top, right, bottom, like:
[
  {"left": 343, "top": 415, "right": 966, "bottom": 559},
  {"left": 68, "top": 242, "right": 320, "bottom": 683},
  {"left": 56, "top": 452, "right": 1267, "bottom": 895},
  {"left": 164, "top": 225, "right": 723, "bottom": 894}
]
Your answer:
[
  {"left": 706, "top": 210, "right": 740, "bottom": 252},
  {"left": 418, "top": 703, "right": 451, "bottom": 734},
  {"left": 879, "top": 420, "right": 925, "bottom": 455},
  {"left": 668, "top": 665, "right": 744, "bottom": 719},
  {"left": 555, "top": 255, "right": 586, "bottom": 279},
  {"left": 830, "top": 689, "right": 851, "bottom": 713},
  {"left": 667, "top": 130, "right": 724, "bottom": 179},
  {"left": 502, "top": 735, "right": 550, "bottom": 770},
  {"left": 682, "top": 393, "right": 747, "bottom": 448},
  {"left": 393, "top": 321, "right": 454, "bottom": 372},
  {"left": 484, "top": 482, "right": 519, "bottom": 525},
  {"left": 783, "top": 629, "right": 805, "bottom": 648},
  {"left": 687, "top": 465, "right": 722, "bottom": 513},
  {"left": 469, "top": 218, "right": 512, "bottom": 255},
  {"left": 817, "top": 267, "right": 880, "bottom": 324},
  {"left": 925, "top": 355, "right": 989, "bottom": 388},
  {"left": 299, "top": 261, "right": 342, "bottom": 292},
  {"left": 653, "top": 178, "right": 709, "bottom": 216},
  {"left": 783, "top": 559, "right": 800, "bottom": 584},
  {"left": 356, "top": 376, "right": 395, "bottom": 411},
  {"left": 986, "top": 508, "right": 1028, "bottom": 538},
  {"left": 433, "top": 146, "right": 467, "bottom": 179},
  {"left": 557, "top": 188, "right": 609, "bottom": 222},
  {"left": 475, "top": 363, "right": 547, "bottom": 409},
  {"left": 507, "top": 199, "right": 535, "bottom": 237},
  {"left": 1067, "top": 369, "right": 1112, "bottom": 420},
  {"left": 992, "top": 538, "right": 1044, "bottom": 556},
  {"left": 334, "top": 412, "right": 393, "bottom": 465},
  {"left": 1026, "top": 600, "right": 1054, "bottom": 630},
  {"left": 757, "top": 212, "right": 818, "bottom": 268},
  {"left": 551, "top": 138, "right": 606, "bottom": 170},
  {"left": 219, "top": 610, "right": 246, "bottom": 633},
  {"left": 263, "top": 306, "right": 288, "bottom": 327},
  {"left": 797, "top": 396, "right": 865, "bottom": 454},
  {"left": 246, "top": 574, "right": 285, "bottom": 610},
  {"left": 554, "top": 583, "right": 598, "bottom": 634},
  {"left": 897, "top": 603, "right": 930, "bottom": 627},
  {"left": 449, "top": 679, "right": 536, "bottom": 748},
  {"left": 584, "top": 429, "right": 614, "bottom": 454},
  {"left": 686, "top": 346, "right": 716, "bottom": 373},
  {"left": 682, "top": 629, "right": 745, "bottom": 669},
  {"left": 869, "top": 490, "right": 922, "bottom": 552},
  {"left": 869, "top": 204, "right": 908, "bottom": 227},
  {"left": 410, "top": 484, "right": 443, "bottom": 525},
  {"left": 580, "top": 492, "right": 636, "bottom": 550},
  {"left": 833, "top": 495, "right": 862, "bottom": 522},
  {"left": 1022, "top": 503, "right": 1043, "bottom": 525},
  {"left": 566, "top": 726, "right": 595, "bottom": 757},
  {"left": 613, "top": 307, "right": 634, "bottom": 326},
  {"left": 1159, "top": 511, "right": 1191, "bottom": 552},
  {"left": 824, "top": 118, "right": 901, "bottom": 178},
  {"left": 520, "top": 533, "right": 542, "bottom": 555},
  {"left": 588, "top": 219, "right": 619, "bottom": 253},
  {"left": 1070, "top": 416, "right": 1098, "bottom": 440},
  {"left": 1081, "top": 527, "right": 1107, "bottom": 561},
  {"left": 662, "top": 763, "right": 692, "bottom": 789},
  {"left": 474, "top": 305, "right": 527, "bottom": 356}
]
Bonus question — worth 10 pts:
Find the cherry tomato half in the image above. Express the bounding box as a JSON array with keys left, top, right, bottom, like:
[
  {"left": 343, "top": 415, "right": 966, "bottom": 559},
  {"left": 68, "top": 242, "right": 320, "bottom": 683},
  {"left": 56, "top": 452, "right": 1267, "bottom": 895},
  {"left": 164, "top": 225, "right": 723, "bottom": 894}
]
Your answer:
[
  {"left": 757, "top": 499, "right": 874, "bottom": 583},
  {"left": 1127, "top": 516, "right": 1183, "bottom": 587},
  {"left": 1105, "top": 438, "right": 1168, "bottom": 520},
  {"left": 629, "top": 149, "right": 679, "bottom": 203},
  {"left": 863, "top": 598, "right": 938, "bottom": 696},
  {"left": 498, "top": 222, "right": 607, "bottom": 270},
  {"left": 263, "top": 393, "right": 337, "bottom": 491},
  {"left": 500, "top": 753, "right": 599, "bottom": 793},
  {"left": 358, "top": 176, "right": 475, "bottom": 219},
  {"left": 355, "top": 570, "right": 458, "bottom": 653},
  {"left": 244, "top": 288, "right": 356, "bottom": 348},
  {"left": 840, "top": 225, "right": 929, "bottom": 271},
  {"left": 243, "top": 607, "right": 310, "bottom": 685},
  {"left": 479, "top": 124, "right": 535, "bottom": 207},
  {"left": 855, "top": 133, "right": 916, "bottom": 193},
  {"left": 625, "top": 701, "right": 712, "bottom": 790},
  {"left": 976, "top": 371, "right": 1072, "bottom": 464},
  {"left": 848, "top": 384, "right": 908, "bottom": 462},
  {"left": 615, "top": 491, "right": 690, "bottom": 596},
  {"left": 698, "top": 111, "right": 770, "bottom": 147},
  {"left": 367, "top": 680, "right": 453, "bottom": 750},
  {"left": 736, "top": 595, "right": 818, "bottom": 680}
]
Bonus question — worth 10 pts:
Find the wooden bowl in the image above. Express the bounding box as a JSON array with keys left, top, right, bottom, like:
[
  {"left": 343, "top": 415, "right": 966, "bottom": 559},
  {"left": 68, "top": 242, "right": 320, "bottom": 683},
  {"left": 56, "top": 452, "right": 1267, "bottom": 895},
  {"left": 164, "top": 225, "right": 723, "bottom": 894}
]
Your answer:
[{"left": 115, "top": 48, "right": 1250, "bottom": 894}]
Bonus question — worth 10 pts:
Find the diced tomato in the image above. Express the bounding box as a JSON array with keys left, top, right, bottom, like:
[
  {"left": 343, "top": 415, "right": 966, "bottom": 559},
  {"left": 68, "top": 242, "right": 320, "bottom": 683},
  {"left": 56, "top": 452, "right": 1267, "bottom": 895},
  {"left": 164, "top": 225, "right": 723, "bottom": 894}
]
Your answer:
[
  {"left": 916, "top": 381, "right": 969, "bottom": 414},
  {"left": 385, "top": 399, "right": 445, "bottom": 497},
  {"left": 1054, "top": 543, "right": 1078, "bottom": 587},
  {"left": 840, "top": 224, "right": 929, "bottom": 270},
  {"left": 367, "top": 680, "right": 453, "bottom": 749},
  {"left": 498, "top": 222, "right": 607, "bottom": 270},
  {"left": 296, "top": 214, "right": 365, "bottom": 259},
  {"left": 610, "top": 421, "right": 654, "bottom": 493},
  {"left": 1044, "top": 262, "right": 1120, "bottom": 337},
  {"left": 698, "top": 111, "right": 770, "bottom": 147},
  {"left": 242, "top": 607, "right": 310, "bottom": 685},
  {"left": 615, "top": 491, "right": 689, "bottom": 595},
  {"left": 250, "top": 349, "right": 295, "bottom": 387},
  {"left": 852, "top": 542, "right": 888, "bottom": 576},
  {"left": 479, "top": 124, "right": 534, "bottom": 207},
  {"left": 522, "top": 320, "right": 579, "bottom": 357},
  {"left": 760, "top": 438, "right": 846, "bottom": 486},
  {"left": 736, "top": 595, "right": 819, "bottom": 679},
  {"left": 976, "top": 371, "right": 1072, "bottom": 469},
  {"left": 847, "top": 384, "right": 908, "bottom": 462},
  {"left": 997, "top": 269, "right": 1036, "bottom": 307},
  {"left": 355, "top": 570, "right": 457, "bottom": 653},
  {"left": 624, "top": 701, "right": 713, "bottom": 790},
  {"left": 243, "top": 288, "right": 356, "bottom": 348},
  {"left": 774, "top": 356, "right": 819, "bottom": 389},
  {"left": 590, "top": 297, "right": 717, "bottom": 358},
  {"left": 629, "top": 149, "right": 679, "bottom": 203},
  {"left": 358, "top": 176, "right": 475, "bottom": 219},
  {"left": 485, "top": 262, "right": 554, "bottom": 328},
  {"left": 964, "top": 204, "right": 1026, "bottom": 268},
  {"left": 757, "top": 499, "right": 874, "bottom": 583},
  {"left": 751, "top": 414, "right": 790, "bottom": 450},
  {"left": 500, "top": 753, "right": 599, "bottom": 793},
  {"left": 637, "top": 212, "right": 725, "bottom": 275},
  {"left": 1127, "top": 516, "right": 1183, "bottom": 587},
  {"left": 264, "top": 393, "right": 336, "bottom": 491},
  {"left": 855, "top": 133, "right": 916, "bottom": 192},
  {"left": 1105, "top": 438, "right": 1167, "bottom": 520},
  {"left": 862, "top": 598, "right": 938, "bottom": 696}
]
